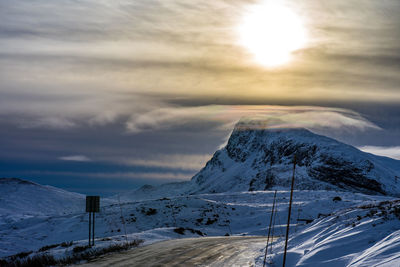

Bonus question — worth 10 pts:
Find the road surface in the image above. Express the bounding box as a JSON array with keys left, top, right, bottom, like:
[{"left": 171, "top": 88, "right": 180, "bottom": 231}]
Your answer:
[{"left": 81, "top": 236, "right": 270, "bottom": 266}]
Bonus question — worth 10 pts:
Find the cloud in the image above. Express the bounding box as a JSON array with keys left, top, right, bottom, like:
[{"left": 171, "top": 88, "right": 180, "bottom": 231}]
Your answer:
[
  {"left": 59, "top": 155, "right": 92, "bottom": 162},
  {"left": 1, "top": 0, "right": 400, "bottom": 111},
  {"left": 17, "top": 117, "right": 77, "bottom": 129},
  {"left": 108, "top": 154, "right": 211, "bottom": 171},
  {"left": 89, "top": 172, "right": 189, "bottom": 180},
  {"left": 1, "top": 0, "right": 399, "bottom": 195},
  {"left": 27, "top": 170, "right": 188, "bottom": 180},
  {"left": 125, "top": 106, "right": 219, "bottom": 133},
  {"left": 125, "top": 105, "right": 380, "bottom": 133},
  {"left": 358, "top": 146, "right": 400, "bottom": 160},
  {"left": 0, "top": 0, "right": 400, "bottom": 134}
]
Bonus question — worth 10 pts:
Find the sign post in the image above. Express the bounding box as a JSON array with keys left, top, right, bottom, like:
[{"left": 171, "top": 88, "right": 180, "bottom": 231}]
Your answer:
[{"left": 86, "top": 196, "right": 100, "bottom": 246}]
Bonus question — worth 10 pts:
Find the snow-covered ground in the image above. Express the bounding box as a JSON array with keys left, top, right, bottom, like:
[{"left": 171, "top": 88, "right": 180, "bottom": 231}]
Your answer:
[
  {"left": 2, "top": 178, "right": 400, "bottom": 266},
  {"left": 256, "top": 198, "right": 400, "bottom": 266},
  {"left": 0, "top": 178, "right": 86, "bottom": 216}
]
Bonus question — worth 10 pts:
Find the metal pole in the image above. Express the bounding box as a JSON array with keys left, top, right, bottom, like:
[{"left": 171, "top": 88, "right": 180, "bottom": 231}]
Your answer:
[
  {"left": 263, "top": 190, "right": 277, "bottom": 267},
  {"left": 270, "top": 203, "right": 278, "bottom": 254},
  {"left": 92, "top": 212, "right": 95, "bottom": 246},
  {"left": 88, "top": 212, "right": 91, "bottom": 246},
  {"left": 283, "top": 155, "right": 296, "bottom": 267},
  {"left": 118, "top": 195, "right": 129, "bottom": 244}
]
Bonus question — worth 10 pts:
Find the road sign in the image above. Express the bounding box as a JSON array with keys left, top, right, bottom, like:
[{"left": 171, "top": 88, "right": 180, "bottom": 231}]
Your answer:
[
  {"left": 86, "top": 196, "right": 100, "bottom": 212},
  {"left": 86, "top": 196, "right": 100, "bottom": 246}
]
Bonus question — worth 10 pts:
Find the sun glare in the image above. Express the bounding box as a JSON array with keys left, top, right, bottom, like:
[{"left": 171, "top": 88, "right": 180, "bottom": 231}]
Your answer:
[{"left": 238, "top": 1, "right": 307, "bottom": 67}]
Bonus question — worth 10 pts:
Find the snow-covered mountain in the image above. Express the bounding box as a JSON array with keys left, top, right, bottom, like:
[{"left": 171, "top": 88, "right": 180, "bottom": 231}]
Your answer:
[
  {"left": 187, "top": 120, "right": 400, "bottom": 196},
  {"left": 3, "top": 122, "right": 400, "bottom": 266}
]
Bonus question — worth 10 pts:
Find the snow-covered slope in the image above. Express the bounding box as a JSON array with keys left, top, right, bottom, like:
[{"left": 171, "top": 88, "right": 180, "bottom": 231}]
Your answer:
[
  {"left": 187, "top": 121, "right": 400, "bottom": 196},
  {"left": 257, "top": 198, "right": 400, "bottom": 267},
  {"left": 0, "top": 184, "right": 393, "bottom": 260},
  {"left": 0, "top": 178, "right": 85, "bottom": 216},
  {"left": 118, "top": 181, "right": 190, "bottom": 202}
]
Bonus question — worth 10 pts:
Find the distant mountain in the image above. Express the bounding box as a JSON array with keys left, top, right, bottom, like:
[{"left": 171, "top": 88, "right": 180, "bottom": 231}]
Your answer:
[
  {"left": 0, "top": 177, "right": 85, "bottom": 216},
  {"left": 187, "top": 120, "right": 400, "bottom": 196}
]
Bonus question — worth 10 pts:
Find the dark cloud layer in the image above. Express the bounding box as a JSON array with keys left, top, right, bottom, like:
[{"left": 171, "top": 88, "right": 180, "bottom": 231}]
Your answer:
[{"left": 0, "top": 0, "right": 399, "bottom": 194}]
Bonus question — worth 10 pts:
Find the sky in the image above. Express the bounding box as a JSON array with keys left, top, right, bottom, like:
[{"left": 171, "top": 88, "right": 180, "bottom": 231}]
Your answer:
[{"left": 1, "top": 0, "right": 400, "bottom": 196}]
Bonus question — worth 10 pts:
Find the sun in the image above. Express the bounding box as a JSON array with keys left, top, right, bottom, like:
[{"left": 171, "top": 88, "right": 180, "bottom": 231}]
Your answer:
[{"left": 237, "top": 1, "right": 307, "bottom": 67}]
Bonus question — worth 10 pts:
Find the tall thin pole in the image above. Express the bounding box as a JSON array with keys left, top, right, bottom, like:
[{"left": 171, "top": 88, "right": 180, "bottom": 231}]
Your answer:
[
  {"left": 88, "top": 212, "right": 91, "bottom": 246},
  {"left": 270, "top": 201, "right": 278, "bottom": 254},
  {"left": 92, "top": 212, "right": 95, "bottom": 246},
  {"left": 269, "top": 204, "right": 278, "bottom": 254},
  {"left": 118, "top": 195, "right": 129, "bottom": 244},
  {"left": 282, "top": 155, "right": 296, "bottom": 267},
  {"left": 263, "top": 190, "right": 277, "bottom": 267}
]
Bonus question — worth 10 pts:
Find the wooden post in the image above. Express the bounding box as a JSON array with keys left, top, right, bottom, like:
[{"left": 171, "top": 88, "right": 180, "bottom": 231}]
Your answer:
[
  {"left": 263, "top": 190, "right": 277, "bottom": 267},
  {"left": 283, "top": 155, "right": 296, "bottom": 267}
]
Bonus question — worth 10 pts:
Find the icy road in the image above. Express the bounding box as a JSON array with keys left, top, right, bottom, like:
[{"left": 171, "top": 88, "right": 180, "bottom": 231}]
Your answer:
[{"left": 81, "top": 236, "right": 269, "bottom": 266}]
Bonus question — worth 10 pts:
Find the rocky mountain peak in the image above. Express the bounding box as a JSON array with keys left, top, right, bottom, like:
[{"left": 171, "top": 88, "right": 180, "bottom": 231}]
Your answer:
[{"left": 190, "top": 121, "right": 400, "bottom": 196}]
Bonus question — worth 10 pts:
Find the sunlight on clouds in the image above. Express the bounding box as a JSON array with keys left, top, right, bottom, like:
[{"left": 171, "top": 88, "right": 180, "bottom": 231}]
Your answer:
[
  {"left": 237, "top": 0, "right": 307, "bottom": 67},
  {"left": 0, "top": 0, "right": 399, "bottom": 194},
  {"left": 0, "top": 0, "right": 399, "bottom": 110},
  {"left": 0, "top": 0, "right": 399, "bottom": 133}
]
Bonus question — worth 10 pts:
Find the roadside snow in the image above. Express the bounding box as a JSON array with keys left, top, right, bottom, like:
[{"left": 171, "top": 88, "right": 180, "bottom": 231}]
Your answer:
[
  {"left": 1, "top": 186, "right": 398, "bottom": 267},
  {"left": 256, "top": 199, "right": 400, "bottom": 267}
]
